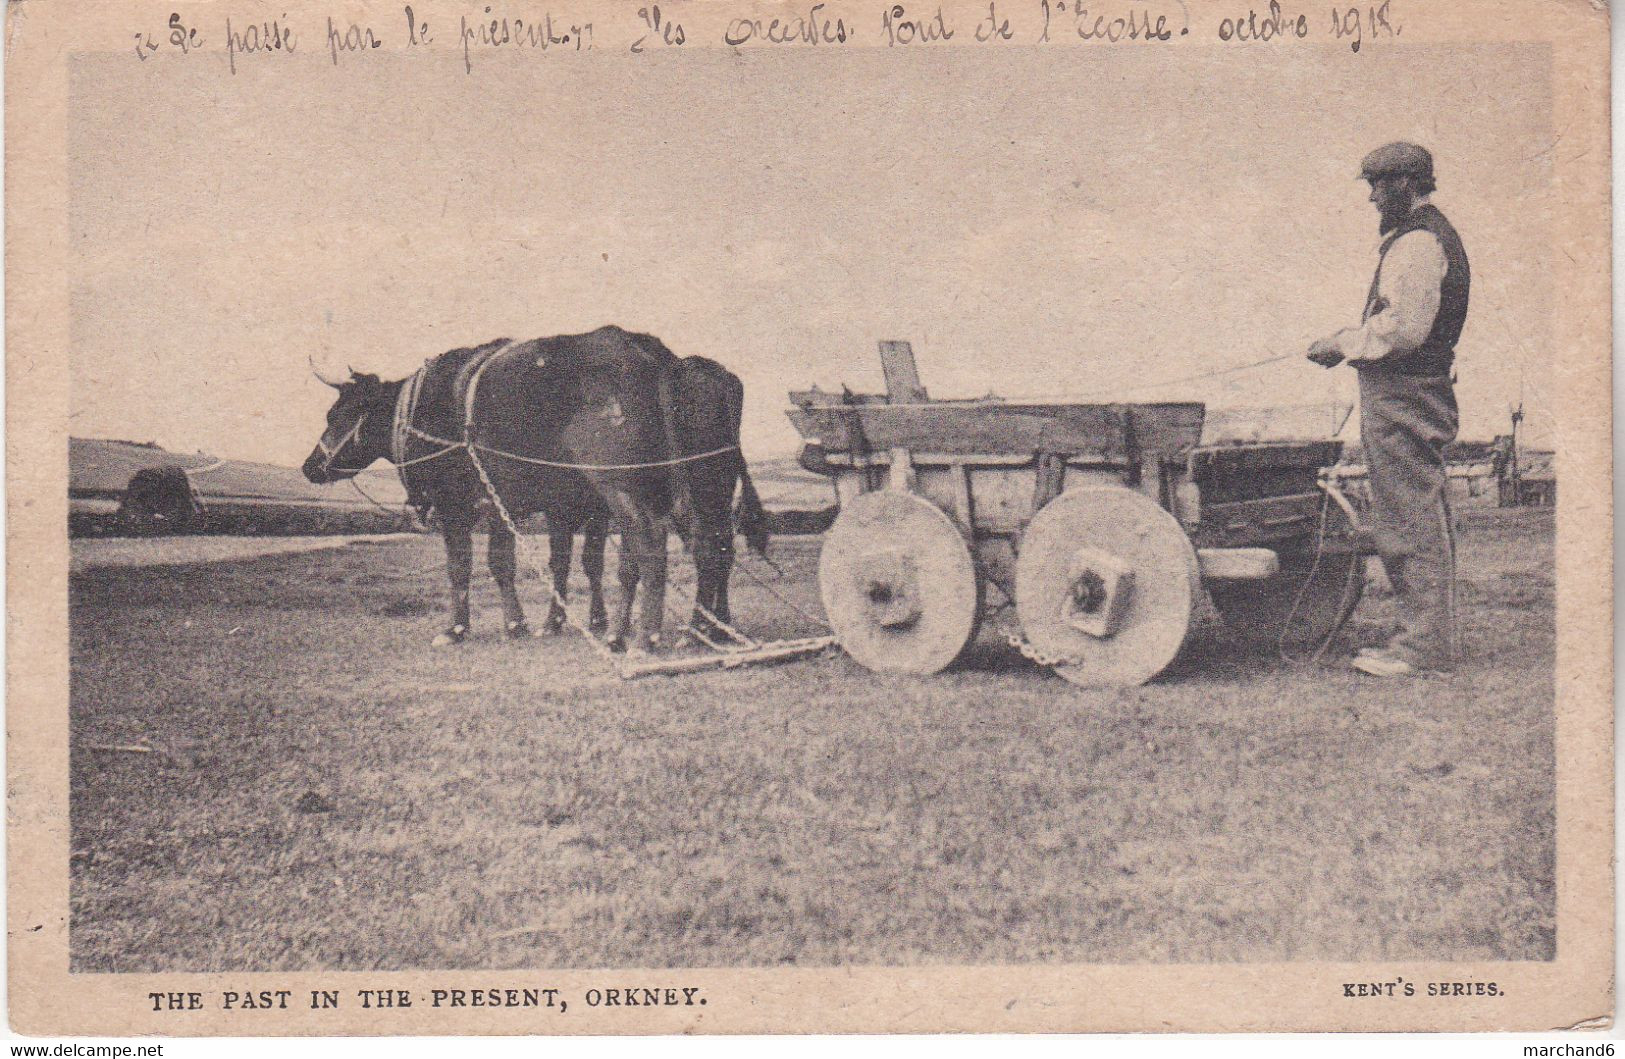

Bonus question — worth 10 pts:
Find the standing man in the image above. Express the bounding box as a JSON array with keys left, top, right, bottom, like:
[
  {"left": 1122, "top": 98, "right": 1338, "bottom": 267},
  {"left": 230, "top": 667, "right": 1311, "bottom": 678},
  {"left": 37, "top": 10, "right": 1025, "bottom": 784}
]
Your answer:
[{"left": 1308, "top": 142, "right": 1470, "bottom": 677}]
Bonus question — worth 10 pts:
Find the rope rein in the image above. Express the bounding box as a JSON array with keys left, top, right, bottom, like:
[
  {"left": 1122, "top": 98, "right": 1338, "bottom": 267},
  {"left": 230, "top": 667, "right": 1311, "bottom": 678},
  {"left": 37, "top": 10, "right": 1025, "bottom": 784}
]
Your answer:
[
  {"left": 730, "top": 551, "right": 834, "bottom": 634},
  {"left": 1275, "top": 478, "right": 1366, "bottom": 666},
  {"left": 315, "top": 412, "right": 369, "bottom": 477},
  {"left": 347, "top": 476, "right": 417, "bottom": 526},
  {"left": 403, "top": 423, "right": 740, "bottom": 473}
]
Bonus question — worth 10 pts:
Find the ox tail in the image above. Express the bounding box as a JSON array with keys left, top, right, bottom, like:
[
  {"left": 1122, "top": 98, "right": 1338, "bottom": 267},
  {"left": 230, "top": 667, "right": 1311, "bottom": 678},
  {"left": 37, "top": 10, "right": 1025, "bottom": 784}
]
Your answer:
[
  {"left": 719, "top": 362, "right": 770, "bottom": 559},
  {"left": 734, "top": 454, "right": 770, "bottom": 558}
]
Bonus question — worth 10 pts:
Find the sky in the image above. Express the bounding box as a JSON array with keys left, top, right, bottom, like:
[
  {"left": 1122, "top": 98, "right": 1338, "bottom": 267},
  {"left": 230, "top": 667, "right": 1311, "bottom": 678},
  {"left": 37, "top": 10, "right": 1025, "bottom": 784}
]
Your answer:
[{"left": 68, "top": 41, "right": 1555, "bottom": 467}]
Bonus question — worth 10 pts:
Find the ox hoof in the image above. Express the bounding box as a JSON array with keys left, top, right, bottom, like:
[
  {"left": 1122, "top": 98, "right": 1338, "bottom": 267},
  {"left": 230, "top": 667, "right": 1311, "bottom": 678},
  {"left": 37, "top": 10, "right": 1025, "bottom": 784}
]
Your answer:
[
  {"left": 542, "top": 615, "right": 567, "bottom": 636},
  {"left": 505, "top": 621, "right": 533, "bottom": 641},
  {"left": 588, "top": 615, "right": 609, "bottom": 635},
  {"left": 432, "top": 624, "right": 469, "bottom": 648},
  {"left": 607, "top": 636, "right": 627, "bottom": 654}
]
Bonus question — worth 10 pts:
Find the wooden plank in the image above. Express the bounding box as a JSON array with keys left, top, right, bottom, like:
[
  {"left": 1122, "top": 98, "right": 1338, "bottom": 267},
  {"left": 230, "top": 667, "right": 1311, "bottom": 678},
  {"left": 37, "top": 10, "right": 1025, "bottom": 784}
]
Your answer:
[
  {"left": 1198, "top": 547, "right": 1280, "bottom": 580},
  {"left": 964, "top": 466, "right": 1042, "bottom": 535},
  {"left": 1188, "top": 440, "right": 1345, "bottom": 481},
  {"left": 878, "top": 341, "right": 930, "bottom": 403},
  {"left": 834, "top": 473, "right": 868, "bottom": 506},
  {"left": 823, "top": 451, "right": 1036, "bottom": 468},
  {"left": 788, "top": 403, "right": 1206, "bottom": 459},
  {"left": 618, "top": 636, "right": 837, "bottom": 678},
  {"left": 1191, "top": 492, "right": 1325, "bottom": 549},
  {"left": 1031, "top": 453, "right": 1066, "bottom": 516},
  {"left": 789, "top": 387, "right": 890, "bottom": 409},
  {"left": 1137, "top": 451, "right": 1165, "bottom": 506},
  {"left": 949, "top": 462, "right": 973, "bottom": 539},
  {"left": 784, "top": 408, "right": 819, "bottom": 440},
  {"left": 887, "top": 447, "right": 916, "bottom": 493},
  {"left": 792, "top": 389, "right": 999, "bottom": 409},
  {"left": 1169, "top": 471, "right": 1202, "bottom": 533}
]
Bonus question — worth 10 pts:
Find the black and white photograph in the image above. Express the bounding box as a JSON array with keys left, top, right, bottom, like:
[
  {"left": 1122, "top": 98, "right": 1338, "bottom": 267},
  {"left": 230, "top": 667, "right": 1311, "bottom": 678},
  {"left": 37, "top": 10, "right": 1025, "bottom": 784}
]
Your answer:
[{"left": 8, "top": 0, "right": 1612, "bottom": 1036}]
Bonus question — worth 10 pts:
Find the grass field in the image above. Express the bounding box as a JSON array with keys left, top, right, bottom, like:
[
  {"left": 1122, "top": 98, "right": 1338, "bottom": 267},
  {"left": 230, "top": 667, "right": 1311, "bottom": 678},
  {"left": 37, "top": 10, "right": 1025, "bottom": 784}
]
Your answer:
[{"left": 69, "top": 506, "right": 1555, "bottom": 971}]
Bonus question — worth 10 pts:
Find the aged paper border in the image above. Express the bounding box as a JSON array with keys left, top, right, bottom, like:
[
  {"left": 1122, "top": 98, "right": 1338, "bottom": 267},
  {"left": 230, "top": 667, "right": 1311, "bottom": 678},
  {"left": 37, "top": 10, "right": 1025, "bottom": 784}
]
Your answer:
[{"left": 7, "top": 0, "right": 1612, "bottom": 1035}]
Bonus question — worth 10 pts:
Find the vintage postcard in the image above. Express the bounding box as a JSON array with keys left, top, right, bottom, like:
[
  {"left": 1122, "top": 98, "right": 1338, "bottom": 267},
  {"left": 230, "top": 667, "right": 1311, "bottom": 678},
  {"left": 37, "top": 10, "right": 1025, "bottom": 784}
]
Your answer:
[{"left": 7, "top": 0, "right": 1612, "bottom": 1036}]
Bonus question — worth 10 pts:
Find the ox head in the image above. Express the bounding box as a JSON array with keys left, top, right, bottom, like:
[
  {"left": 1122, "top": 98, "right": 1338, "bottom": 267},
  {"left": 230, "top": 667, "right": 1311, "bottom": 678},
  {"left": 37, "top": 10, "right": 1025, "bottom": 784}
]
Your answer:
[{"left": 302, "top": 364, "right": 396, "bottom": 483}]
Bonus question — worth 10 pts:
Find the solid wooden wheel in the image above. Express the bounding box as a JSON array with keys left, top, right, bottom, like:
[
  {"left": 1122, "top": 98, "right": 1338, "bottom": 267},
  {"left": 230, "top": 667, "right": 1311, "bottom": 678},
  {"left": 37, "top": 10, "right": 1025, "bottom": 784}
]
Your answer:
[
  {"left": 1015, "top": 487, "right": 1200, "bottom": 687},
  {"left": 819, "top": 491, "right": 979, "bottom": 675},
  {"left": 1209, "top": 524, "right": 1365, "bottom": 651}
]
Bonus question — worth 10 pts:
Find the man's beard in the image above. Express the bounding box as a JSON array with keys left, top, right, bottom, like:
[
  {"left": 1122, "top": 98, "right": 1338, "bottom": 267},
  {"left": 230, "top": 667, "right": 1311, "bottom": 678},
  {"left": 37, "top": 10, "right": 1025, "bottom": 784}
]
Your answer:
[{"left": 1378, "top": 202, "right": 1410, "bottom": 235}]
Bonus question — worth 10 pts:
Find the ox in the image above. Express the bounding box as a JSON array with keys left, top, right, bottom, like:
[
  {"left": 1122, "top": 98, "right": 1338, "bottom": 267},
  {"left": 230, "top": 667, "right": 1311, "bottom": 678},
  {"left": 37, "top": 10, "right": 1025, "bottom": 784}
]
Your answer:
[{"left": 301, "top": 326, "right": 768, "bottom": 655}]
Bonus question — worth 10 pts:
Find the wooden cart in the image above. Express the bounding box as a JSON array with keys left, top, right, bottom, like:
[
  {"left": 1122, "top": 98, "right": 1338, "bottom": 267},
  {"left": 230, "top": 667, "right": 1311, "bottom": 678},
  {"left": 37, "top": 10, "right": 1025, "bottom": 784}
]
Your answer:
[{"left": 786, "top": 342, "right": 1367, "bottom": 686}]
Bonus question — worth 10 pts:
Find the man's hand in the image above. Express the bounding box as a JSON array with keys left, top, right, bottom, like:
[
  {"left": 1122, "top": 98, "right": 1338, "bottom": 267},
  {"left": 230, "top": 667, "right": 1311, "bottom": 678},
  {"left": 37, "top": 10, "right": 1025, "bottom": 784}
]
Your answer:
[{"left": 1307, "top": 336, "right": 1345, "bottom": 368}]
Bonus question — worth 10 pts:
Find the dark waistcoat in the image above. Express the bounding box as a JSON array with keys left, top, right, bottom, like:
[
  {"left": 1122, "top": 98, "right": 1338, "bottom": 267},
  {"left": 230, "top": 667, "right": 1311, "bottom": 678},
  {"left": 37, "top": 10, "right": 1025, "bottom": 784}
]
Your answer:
[{"left": 1363, "top": 203, "right": 1470, "bottom": 377}]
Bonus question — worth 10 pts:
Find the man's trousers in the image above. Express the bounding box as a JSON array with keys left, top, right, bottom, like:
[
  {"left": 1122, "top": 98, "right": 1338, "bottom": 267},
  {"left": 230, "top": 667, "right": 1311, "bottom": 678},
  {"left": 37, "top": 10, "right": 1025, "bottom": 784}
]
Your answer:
[{"left": 1357, "top": 369, "right": 1460, "bottom": 666}]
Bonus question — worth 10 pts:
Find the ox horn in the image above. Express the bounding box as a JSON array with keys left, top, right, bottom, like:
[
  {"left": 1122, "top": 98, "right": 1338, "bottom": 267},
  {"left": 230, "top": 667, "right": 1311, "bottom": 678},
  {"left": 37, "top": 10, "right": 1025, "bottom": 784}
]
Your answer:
[{"left": 309, "top": 355, "right": 345, "bottom": 389}]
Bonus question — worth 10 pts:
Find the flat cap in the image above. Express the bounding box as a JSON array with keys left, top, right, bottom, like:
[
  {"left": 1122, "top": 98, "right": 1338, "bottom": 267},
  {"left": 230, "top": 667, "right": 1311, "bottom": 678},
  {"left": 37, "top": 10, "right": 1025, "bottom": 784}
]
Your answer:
[{"left": 1360, "top": 141, "right": 1433, "bottom": 181}]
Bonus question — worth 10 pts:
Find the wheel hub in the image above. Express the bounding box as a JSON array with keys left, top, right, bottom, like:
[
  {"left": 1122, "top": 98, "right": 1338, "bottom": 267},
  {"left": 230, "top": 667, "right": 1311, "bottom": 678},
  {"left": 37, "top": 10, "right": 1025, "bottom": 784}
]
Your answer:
[
  {"left": 852, "top": 550, "right": 921, "bottom": 629},
  {"left": 1063, "top": 547, "right": 1135, "bottom": 638}
]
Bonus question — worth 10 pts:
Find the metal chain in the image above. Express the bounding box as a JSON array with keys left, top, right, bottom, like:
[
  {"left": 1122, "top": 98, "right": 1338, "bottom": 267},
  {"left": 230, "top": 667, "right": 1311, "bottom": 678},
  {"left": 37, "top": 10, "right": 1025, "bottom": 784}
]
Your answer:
[
  {"left": 463, "top": 440, "right": 621, "bottom": 666},
  {"left": 661, "top": 539, "right": 763, "bottom": 650},
  {"left": 446, "top": 361, "right": 829, "bottom": 672},
  {"left": 666, "top": 582, "right": 757, "bottom": 654},
  {"left": 1004, "top": 632, "right": 1089, "bottom": 670},
  {"left": 464, "top": 437, "right": 774, "bottom": 670}
]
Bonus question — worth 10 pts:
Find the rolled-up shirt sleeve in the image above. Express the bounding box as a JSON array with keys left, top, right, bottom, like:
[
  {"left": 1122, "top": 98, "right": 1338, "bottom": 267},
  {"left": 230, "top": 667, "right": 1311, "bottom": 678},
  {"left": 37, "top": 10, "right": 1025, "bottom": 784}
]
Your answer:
[{"left": 1334, "top": 231, "right": 1448, "bottom": 363}]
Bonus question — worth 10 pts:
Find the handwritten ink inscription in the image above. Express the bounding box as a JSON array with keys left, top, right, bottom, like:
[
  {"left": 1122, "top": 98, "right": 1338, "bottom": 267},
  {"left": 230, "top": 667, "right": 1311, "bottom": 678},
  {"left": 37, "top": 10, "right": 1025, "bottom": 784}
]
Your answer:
[
  {"left": 1331, "top": 0, "right": 1400, "bottom": 52},
  {"left": 225, "top": 14, "right": 298, "bottom": 74},
  {"left": 1216, "top": 2, "right": 1309, "bottom": 41},
  {"left": 882, "top": 5, "right": 954, "bottom": 45},
  {"left": 404, "top": 4, "right": 434, "bottom": 44},
  {"left": 1038, "top": 0, "right": 1186, "bottom": 43},
  {"left": 327, "top": 18, "right": 384, "bottom": 64},
  {"left": 975, "top": 2, "right": 1016, "bottom": 41},
  {"left": 459, "top": 7, "right": 593, "bottom": 72},
  {"left": 724, "top": 4, "right": 855, "bottom": 45},
  {"left": 125, "top": 0, "right": 1408, "bottom": 72},
  {"left": 133, "top": 12, "right": 204, "bottom": 60},
  {"left": 631, "top": 5, "right": 685, "bottom": 51}
]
